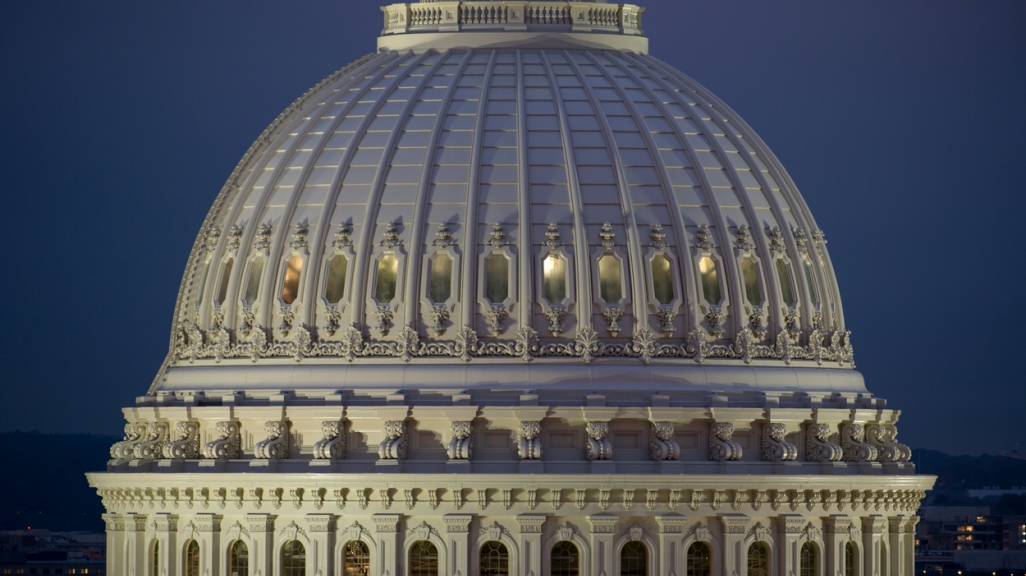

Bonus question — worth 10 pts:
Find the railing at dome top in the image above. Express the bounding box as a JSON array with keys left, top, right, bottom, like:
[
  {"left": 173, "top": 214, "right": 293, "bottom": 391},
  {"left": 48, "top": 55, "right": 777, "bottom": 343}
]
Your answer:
[{"left": 382, "top": 2, "right": 643, "bottom": 36}]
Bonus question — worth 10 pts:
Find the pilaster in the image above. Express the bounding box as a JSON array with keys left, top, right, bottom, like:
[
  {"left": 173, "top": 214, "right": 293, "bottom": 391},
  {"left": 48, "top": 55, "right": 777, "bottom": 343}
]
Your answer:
[
  {"left": 306, "top": 514, "right": 336, "bottom": 576},
  {"left": 102, "top": 514, "right": 125, "bottom": 576},
  {"left": 902, "top": 518, "right": 918, "bottom": 576},
  {"left": 719, "top": 515, "right": 750, "bottom": 576},
  {"left": 824, "top": 516, "right": 854, "bottom": 576},
  {"left": 245, "top": 514, "right": 272, "bottom": 576},
  {"left": 153, "top": 513, "right": 179, "bottom": 576},
  {"left": 588, "top": 515, "right": 619, "bottom": 576},
  {"left": 372, "top": 514, "right": 402, "bottom": 576},
  {"left": 444, "top": 515, "right": 473, "bottom": 576},
  {"left": 775, "top": 515, "right": 806, "bottom": 576},
  {"left": 655, "top": 515, "right": 687, "bottom": 576},
  {"left": 516, "top": 514, "right": 546, "bottom": 576},
  {"left": 125, "top": 512, "right": 148, "bottom": 576},
  {"left": 861, "top": 516, "right": 887, "bottom": 576}
]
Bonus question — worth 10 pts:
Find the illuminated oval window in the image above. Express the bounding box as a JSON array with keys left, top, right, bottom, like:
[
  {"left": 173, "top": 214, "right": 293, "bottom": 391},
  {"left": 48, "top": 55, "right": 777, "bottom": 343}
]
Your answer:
[
  {"left": 375, "top": 254, "right": 399, "bottom": 302},
  {"left": 324, "top": 254, "right": 348, "bottom": 304},
  {"left": 802, "top": 259, "right": 820, "bottom": 306},
  {"left": 651, "top": 254, "right": 674, "bottom": 305},
  {"left": 542, "top": 254, "right": 567, "bottom": 303},
  {"left": 243, "top": 256, "right": 264, "bottom": 306},
  {"left": 775, "top": 259, "right": 796, "bottom": 306},
  {"left": 428, "top": 253, "right": 453, "bottom": 304},
  {"left": 741, "top": 256, "right": 761, "bottom": 305},
  {"left": 281, "top": 255, "right": 303, "bottom": 304},
  {"left": 699, "top": 256, "right": 721, "bottom": 304},
  {"left": 485, "top": 253, "right": 509, "bottom": 304},
  {"left": 597, "top": 254, "right": 622, "bottom": 304},
  {"left": 215, "top": 258, "right": 234, "bottom": 305}
]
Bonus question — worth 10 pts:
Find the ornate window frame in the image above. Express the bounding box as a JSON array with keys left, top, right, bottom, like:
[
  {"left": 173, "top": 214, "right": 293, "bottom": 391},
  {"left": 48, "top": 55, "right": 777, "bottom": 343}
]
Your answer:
[
  {"left": 772, "top": 255, "right": 800, "bottom": 314},
  {"left": 420, "top": 242, "right": 461, "bottom": 331},
  {"left": 536, "top": 240, "right": 576, "bottom": 317},
  {"left": 735, "top": 245, "right": 768, "bottom": 336},
  {"left": 613, "top": 530, "right": 658, "bottom": 576},
  {"left": 643, "top": 245, "right": 684, "bottom": 336},
  {"left": 318, "top": 242, "right": 356, "bottom": 313},
  {"left": 477, "top": 241, "right": 518, "bottom": 331},
  {"left": 470, "top": 526, "right": 520, "bottom": 576},
  {"left": 590, "top": 243, "right": 631, "bottom": 335},
  {"left": 275, "top": 246, "right": 309, "bottom": 310},
  {"left": 212, "top": 253, "right": 237, "bottom": 309},
  {"left": 368, "top": 246, "right": 407, "bottom": 310}
]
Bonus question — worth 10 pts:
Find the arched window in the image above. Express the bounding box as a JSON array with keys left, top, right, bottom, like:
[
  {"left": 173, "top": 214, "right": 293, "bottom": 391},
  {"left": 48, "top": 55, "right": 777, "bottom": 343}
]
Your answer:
[
  {"left": 282, "top": 255, "right": 303, "bottom": 304},
  {"left": 282, "top": 540, "right": 306, "bottom": 576},
  {"left": 748, "top": 541, "right": 770, "bottom": 576},
  {"left": 800, "top": 541, "right": 817, "bottom": 576},
  {"left": 184, "top": 541, "right": 199, "bottom": 576},
  {"left": 550, "top": 541, "right": 579, "bottom": 576},
  {"left": 687, "top": 541, "right": 711, "bottom": 576},
  {"left": 480, "top": 541, "right": 509, "bottom": 576},
  {"left": 151, "top": 541, "right": 159, "bottom": 576},
  {"left": 620, "top": 541, "right": 648, "bottom": 576},
  {"left": 343, "top": 540, "right": 370, "bottom": 576},
  {"left": 409, "top": 541, "right": 438, "bottom": 576},
  {"left": 215, "top": 258, "right": 234, "bottom": 305},
  {"left": 228, "top": 540, "right": 248, "bottom": 576},
  {"left": 844, "top": 542, "right": 856, "bottom": 576}
]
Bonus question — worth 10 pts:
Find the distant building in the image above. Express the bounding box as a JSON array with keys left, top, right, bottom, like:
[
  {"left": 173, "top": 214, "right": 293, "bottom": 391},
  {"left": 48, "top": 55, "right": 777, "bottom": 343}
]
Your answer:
[
  {"left": 916, "top": 507, "right": 1026, "bottom": 573},
  {"left": 0, "top": 531, "right": 106, "bottom": 576}
]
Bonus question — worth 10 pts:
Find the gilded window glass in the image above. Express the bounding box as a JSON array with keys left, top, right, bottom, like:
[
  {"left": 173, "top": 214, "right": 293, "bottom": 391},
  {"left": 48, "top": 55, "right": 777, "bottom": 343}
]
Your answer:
[
  {"left": 650, "top": 254, "right": 674, "bottom": 304},
  {"left": 325, "top": 254, "right": 348, "bottom": 304},
  {"left": 343, "top": 540, "right": 370, "bottom": 576},
  {"left": 184, "top": 541, "right": 199, "bottom": 576},
  {"left": 776, "top": 259, "right": 796, "bottom": 306},
  {"left": 550, "top": 541, "right": 579, "bottom": 576},
  {"left": 543, "top": 254, "right": 567, "bottom": 303},
  {"left": 485, "top": 253, "right": 509, "bottom": 304},
  {"left": 151, "top": 541, "right": 159, "bottom": 576},
  {"left": 699, "top": 256, "right": 721, "bottom": 304},
  {"left": 216, "top": 258, "right": 234, "bottom": 304},
  {"left": 844, "top": 542, "right": 856, "bottom": 576},
  {"left": 281, "top": 255, "right": 303, "bottom": 304},
  {"left": 741, "top": 256, "right": 761, "bottom": 304},
  {"left": 375, "top": 254, "right": 399, "bottom": 302},
  {"left": 243, "top": 257, "right": 264, "bottom": 306},
  {"left": 802, "top": 259, "right": 820, "bottom": 306},
  {"left": 748, "top": 542, "right": 770, "bottom": 576},
  {"left": 620, "top": 541, "right": 648, "bottom": 576},
  {"left": 480, "top": 541, "right": 509, "bottom": 576},
  {"left": 228, "top": 540, "right": 248, "bottom": 576},
  {"left": 282, "top": 541, "right": 305, "bottom": 576},
  {"left": 428, "top": 254, "right": 453, "bottom": 303},
  {"left": 409, "top": 541, "right": 438, "bottom": 576},
  {"left": 800, "top": 542, "right": 817, "bottom": 576},
  {"left": 598, "top": 254, "right": 622, "bottom": 303},
  {"left": 687, "top": 542, "right": 711, "bottom": 576}
]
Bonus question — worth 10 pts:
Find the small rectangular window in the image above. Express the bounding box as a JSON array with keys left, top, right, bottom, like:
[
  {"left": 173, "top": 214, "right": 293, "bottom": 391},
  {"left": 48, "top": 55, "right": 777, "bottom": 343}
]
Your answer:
[{"left": 243, "top": 256, "right": 264, "bottom": 306}]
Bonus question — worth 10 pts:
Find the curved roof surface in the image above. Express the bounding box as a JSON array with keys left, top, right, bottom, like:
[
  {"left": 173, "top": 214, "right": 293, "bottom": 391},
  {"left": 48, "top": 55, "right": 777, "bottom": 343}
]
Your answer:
[{"left": 157, "top": 6, "right": 855, "bottom": 394}]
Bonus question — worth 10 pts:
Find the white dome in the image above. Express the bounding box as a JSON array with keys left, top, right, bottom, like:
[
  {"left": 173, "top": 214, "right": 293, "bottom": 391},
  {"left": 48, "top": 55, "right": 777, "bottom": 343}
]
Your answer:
[{"left": 158, "top": 3, "right": 856, "bottom": 396}]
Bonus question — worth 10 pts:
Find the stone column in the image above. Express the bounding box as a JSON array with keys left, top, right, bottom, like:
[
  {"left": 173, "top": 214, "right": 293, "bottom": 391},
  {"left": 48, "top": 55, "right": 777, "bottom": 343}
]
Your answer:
[
  {"left": 444, "top": 515, "right": 473, "bottom": 576},
  {"left": 887, "top": 517, "right": 903, "bottom": 576},
  {"left": 516, "top": 515, "right": 546, "bottom": 576},
  {"left": 102, "top": 515, "right": 125, "bottom": 576},
  {"left": 306, "top": 514, "right": 336, "bottom": 576},
  {"left": 588, "top": 515, "right": 618, "bottom": 576},
  {"left": 372, "top": 514, "right": 401, "bottom": 576},
  {"left": 824, "top": 516, "right": 853, "bottom": 576},
  {"left": 655, "top": 515, "right": 687, "bottom": 576},
  {"left": 902, "top": 518, "right": 918, "bottom": 576},
  {"left": 125, "top": 512, "right": 148, "bottom": 576},
  {"left": 862, "top": 516, "right": 887, "bottom": 576},
  {"left": 195, "top": 514, "right": 221, "bottom": 576},
  {"left": 775, "top": 515, "right": 805, "bottom": 576},
  {"left": 719, "top": 515, "right": 750, "bottom": 576},
  {"left": 246, "top": 514, "right": 274, "bottom": 576},
  {"left": 154, "top": 513, "right": 179, "bottom": 576}
]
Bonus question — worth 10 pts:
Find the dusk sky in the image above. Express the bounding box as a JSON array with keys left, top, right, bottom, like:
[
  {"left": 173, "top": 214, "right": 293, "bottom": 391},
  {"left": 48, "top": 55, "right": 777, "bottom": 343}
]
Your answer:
[{"left": 1, "top": 0, "right": 1023, "bottom": 456}]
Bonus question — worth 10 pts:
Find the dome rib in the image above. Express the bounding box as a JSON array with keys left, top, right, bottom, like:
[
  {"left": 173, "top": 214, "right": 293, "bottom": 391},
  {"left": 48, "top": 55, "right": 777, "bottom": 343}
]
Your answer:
[
  {"left": 512, "top": 50, "right": 532, "bottom": 328},
  {"left": 403, "top": 51, "right": 476, "bottom": 329}
]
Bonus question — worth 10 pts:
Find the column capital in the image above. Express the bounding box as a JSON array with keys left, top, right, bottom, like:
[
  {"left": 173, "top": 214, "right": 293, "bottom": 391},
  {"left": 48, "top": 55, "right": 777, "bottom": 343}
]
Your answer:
[
  {"left": 103, "top": 514, "right": 124, "bottom": 532},
  {"left": 153, "top": 513, "right": 179, "bottom": 533},
  {"left": 822, "top": 515, "right": 854, "bottom": 534},
  {"left": 516, "top": 514, "right": 546, "bottom": 534},
  {"left": 444, "top": 514, "right": 474, "bottom": 533},
  {"left": 719, "top": 514, "right": 751, "bottom": 534},
  {"left": 774, "top": 514, "right": 806, "bottom": 535},
  {"left": 655, "top": 515, "right": 687, "bottom": 534},
  {"left": 587, "top": 514, "right": 619, "bottom": 534},
  {"left": 373, "top": 513, "right": 402, "bottom": 533},
  {"left": 861, "top": 515, "right": 888, "bottom": 534},
  {"left": 306, "top": 513, "right": 336, "bottom": 533},
  {"left": 125, "top": 512, "right": 148, "bottom": 532},
  {"left": 194, "top": 513, "right": 222, "bottom": 533},
  {"left": 246, "top": 513, "right": 274, "bottom": 534}
]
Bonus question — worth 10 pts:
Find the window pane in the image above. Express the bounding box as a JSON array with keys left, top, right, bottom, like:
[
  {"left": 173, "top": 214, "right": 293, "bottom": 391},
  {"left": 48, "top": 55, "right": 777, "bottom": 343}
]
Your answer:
[
  {"left": 844, "top": 542, "right": 855, "bottom": 576},
  {"left": 282, "top": 541, "right": 305, "bottom": 576},
  {"left": 243, "top": 257, "right": 264, "bottom": 306},
  {"left": 343, "top": 541, "right": 370, "bottom": 576},
  {"left": 375, "top": 254, "right": 399, "bottom": 302},
  {"left": 480, "top": 541, "right": 509, "bottom": 576},
  {"left": 185, "top": 541, "right": 199, "bottom": 576},
  {"left": 325, "top": 254, "right": 348, "bottom": 304},
  {"left": 803, "top": 259, "right": 820, "bottom": 306},
  {"left": 409, "top": 541, "right": 438, "bottom": 576},
  {"left": 651, "top": 254, "right": 674, "bottom": 305},
  {"left": 598, "top": 254, "right": 622, "bottom": 303},
  {"left": 151, "top": 541, "right": 159, "bottom": 576},
  {"left": 216, "top": 258, "right": 234, "bottom": 304},
  {"left": 699, "top": 256, "right": 721, "bottom": 304},
  {"left": 196, "top": 260, "right": 211, "bottom": 304},
  {"left": 428, "top": 254, "right": 453, "bottom": 303},
  {"left": 748, "top": 542, "right": 769, "bottom": 576},
  {"left": 775, "top": 259, "right": 796, "bottom": 306},
  {"left": 687, "top": 542, "right": 711, "bottom": 576},
  {"left": 620, "top": 541, "right": 647, "bottom": 576},
  {"left": 551, "top": 541, "right": 579, "bottom": 576},
  {"left": 741, "top": 257, "right": 761, "bottom": 304},
  {"left": 800, "top": 542, "right": 817, "bottom": 576},
  {"left": 281, "top": 255, "right": 303, "bottom": 304},
  {"left": 543, "top": 255, "right": 567, "bottom": 302},
  {"left": 485, "top": 253, "right": 509, "bottom": 304},
  {"left": 229, "top": 541, "right": 248, "bottom": 576}
]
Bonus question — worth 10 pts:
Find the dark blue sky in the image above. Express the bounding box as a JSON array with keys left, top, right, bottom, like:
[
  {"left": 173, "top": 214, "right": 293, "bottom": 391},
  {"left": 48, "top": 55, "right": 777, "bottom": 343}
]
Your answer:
[{"left": 2, "top": 1, "right": 1023, "bottom": 455}]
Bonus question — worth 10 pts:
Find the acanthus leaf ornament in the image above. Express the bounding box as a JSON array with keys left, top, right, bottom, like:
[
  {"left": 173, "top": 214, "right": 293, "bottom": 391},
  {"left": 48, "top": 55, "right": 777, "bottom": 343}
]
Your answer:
[
  {"left": 312, "top": 420, "right": 345, "bottom": 460},
  {"left": 203, "top": 421, "right": 242, "bottom": 460},
  {"left": 380, "top": 222, "right": 402, "bottom": 248},
  {"left": 866, "top": 422, "right": 912, "bottom": 462},
  {"left": 649, "top": 422, "right": 680, "bottom": 461},
  {"left": 543, "top": 222, "right": 563, "bottom": 248},
  {"left": 761, "top": 423, "right": 798, "bottom": 461},
  {"left": 427, "top": 305, "right": 449, "bottom": 336},
  {"left": 649, "top": 223, "right": 668, "bottom": 249},
  {"left": 289, "top": 223, "right": 309, "bottom": 250},
  {"left": 656, "top": 307, "right": 678, "bottom": 337},
  {"left": 447, "top": 421, "right": 473, "bottom": 460},
  {"left": 253, "top": 223, "right": 272, "bottom": 251},
  {"left": 599, "top": 221, "right": 616, "bottom": 249},
  {"left": 374, "top": 305, "right": 393, "bottom": 337},
  {"left": 517, "top": 421, "right": 542, "bottom": 460},
  {"left": 767, "top": 226, "right": 785, "bottom": 253},
  {"left": 543, "top": 305, "right": 567, "bottom": 336},
  {"left": 602, "top": 307, "right": 623, "bottom": 337},
  {"left": 734, "top": 224, "right": 755, "bottom": 251},
  {"left": 162, "top": 421, "right": 200, "bottom": 460},
  {"left": 805, "top": 424, "right": 843, "bottom": 462},
  {"left": 709, "top": 422, "right": 742, "bottom": 461},
  {"left": 226, "top": 224, "right": 244, "bottom": 252},
  {"left": 378, "top": 420, "right": 407, "bottom": 460},
  {"left": 840, "top": 423, "right": 879, "bottom": 462},
  {"left": 573, "top": 327, "right": 600, "bottom": 364},
  {"left": 133, "top": 422, "right": 169, "bottom": 461},
  {"left": 483, "top": 306, "right": 508, "bottom": 337},
  {"left": 332, "top": 223, "right": 352, "bottom": 248},
  {"left": 695, "top": 224, "right": 715, "bottom": 250},
  {"left": 488, "top": 222, "right": 508, "bottom": 248},
  {"left": 110, "top": 422, "right": 148, "bottom": 460},
  {"left": 585, "top": 422, "right": 612, "bottom": 461}
]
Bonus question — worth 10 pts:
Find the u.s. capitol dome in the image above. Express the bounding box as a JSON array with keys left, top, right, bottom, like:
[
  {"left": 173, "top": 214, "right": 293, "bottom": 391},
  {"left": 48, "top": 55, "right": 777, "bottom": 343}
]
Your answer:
[{"left": 89, "top": 2, "right": 933, "bottom": 576}]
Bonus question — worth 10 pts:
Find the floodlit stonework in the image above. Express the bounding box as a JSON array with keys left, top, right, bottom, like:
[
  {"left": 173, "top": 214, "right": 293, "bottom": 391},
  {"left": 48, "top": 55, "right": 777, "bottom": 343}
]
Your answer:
[{"left": 87, "top": 2, "right": 935, "bottom": 575}]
